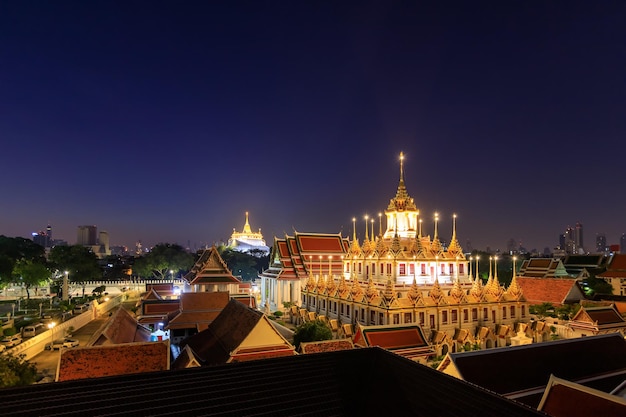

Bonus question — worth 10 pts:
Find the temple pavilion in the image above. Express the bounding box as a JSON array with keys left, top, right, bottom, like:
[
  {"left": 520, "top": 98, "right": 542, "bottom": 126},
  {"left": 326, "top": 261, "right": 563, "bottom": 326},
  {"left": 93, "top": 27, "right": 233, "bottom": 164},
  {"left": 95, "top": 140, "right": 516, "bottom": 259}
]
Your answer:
[{"left": 260, "top": 153, "right": 529, "bottom": 353}]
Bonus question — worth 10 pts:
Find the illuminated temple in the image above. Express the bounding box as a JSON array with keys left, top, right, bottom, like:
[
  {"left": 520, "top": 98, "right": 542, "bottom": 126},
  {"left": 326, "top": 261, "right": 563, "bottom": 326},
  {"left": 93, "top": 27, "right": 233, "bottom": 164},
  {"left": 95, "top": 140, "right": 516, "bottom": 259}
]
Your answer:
[
  {"left": 259, "top": 153, "right": 529, "bottom": 352},
  {"left": 228, "top": 212, "right": 269, "bottom": 255}
]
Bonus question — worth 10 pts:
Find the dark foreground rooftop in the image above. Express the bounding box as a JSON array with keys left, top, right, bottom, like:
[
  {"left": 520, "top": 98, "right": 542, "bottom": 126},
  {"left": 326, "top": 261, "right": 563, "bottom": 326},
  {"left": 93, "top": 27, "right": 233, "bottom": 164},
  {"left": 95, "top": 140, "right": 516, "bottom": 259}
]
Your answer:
[{"left": 1, "top": 347, "right": 544, "bottom": 417}]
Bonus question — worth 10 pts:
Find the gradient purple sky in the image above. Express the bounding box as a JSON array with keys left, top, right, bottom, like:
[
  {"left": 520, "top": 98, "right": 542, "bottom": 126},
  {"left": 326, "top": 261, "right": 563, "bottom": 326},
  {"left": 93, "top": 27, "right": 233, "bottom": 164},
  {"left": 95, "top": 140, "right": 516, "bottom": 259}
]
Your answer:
[{"left": 1, "top": 2, "right": 625, "bottom": 253}]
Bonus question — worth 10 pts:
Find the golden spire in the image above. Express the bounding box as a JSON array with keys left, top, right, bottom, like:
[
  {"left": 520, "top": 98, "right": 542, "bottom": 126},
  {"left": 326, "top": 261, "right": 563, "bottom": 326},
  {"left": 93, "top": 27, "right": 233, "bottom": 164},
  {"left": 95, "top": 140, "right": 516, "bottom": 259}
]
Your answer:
[
  {"left": 352, "top": 217, "right": 357, "bottom": 241},
  {"left": 364, "top": 214, "right": 369, "bottom": 241},
  {"left": 378, "top": 212, "right": 383, "bottom": 237},
  {"left": 242, "top": 211, "right": 252, "bottom": 234},
  {"left": 447, "top": 214, "right": 463, "bottom": 255},
  {"left": 387, "top": 152, "right": 417, "bottom": 212}
]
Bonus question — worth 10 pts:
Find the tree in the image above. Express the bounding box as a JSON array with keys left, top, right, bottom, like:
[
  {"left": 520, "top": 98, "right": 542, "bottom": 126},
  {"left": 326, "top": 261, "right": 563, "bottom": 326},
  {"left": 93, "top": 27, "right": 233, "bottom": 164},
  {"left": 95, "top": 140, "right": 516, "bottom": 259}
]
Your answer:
[
  {"left": 0, "top": 236, "right": 46, "bottom": 290},
  {"left": 292, "top": 320, "right": 332, "bottom": 349},
  {"left": 219, "top": 248, "right": 260, "bottom": 281},
  {"left": 13, "top": 259, "right": 50, "bottom": 299},
  {"left": 48, "top": 245, "right": 101, "bottom": 297},
  {"left": 531, "top": 302, "right": 555, "bottom": 319},
  {"left": 133, "top": 243, "right": 194, "bottom": 280},
  {"left": 0, "top": 352, "right": 38, "bottom": 388}
]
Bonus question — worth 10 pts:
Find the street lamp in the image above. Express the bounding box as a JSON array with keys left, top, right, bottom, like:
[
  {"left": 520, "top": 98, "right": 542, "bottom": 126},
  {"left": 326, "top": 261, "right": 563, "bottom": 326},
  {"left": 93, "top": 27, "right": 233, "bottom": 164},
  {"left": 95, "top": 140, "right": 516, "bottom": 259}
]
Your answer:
[{"left": 170, "top": 270, "right": 174, "bottom": 283}]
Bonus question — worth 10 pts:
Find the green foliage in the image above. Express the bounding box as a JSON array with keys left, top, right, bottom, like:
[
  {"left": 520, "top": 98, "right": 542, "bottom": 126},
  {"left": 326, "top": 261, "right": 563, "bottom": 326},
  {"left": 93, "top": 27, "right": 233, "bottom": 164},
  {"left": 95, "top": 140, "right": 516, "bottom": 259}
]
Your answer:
[
  {"left": 429, "top": 355, "right": 445, "bottom": 369},
  {"left": 293, "top": 319, "right": 332, "bottom": 349},
  {"left": 48, "top": 245, "right": 101, "bottom": 288},
  {"left": 581, "top": 277, "right": 613, "bottom": 296},
  {"left": 273, "top": 311, "right": 283, "bottom": 317},
  {"left": 0, "top": 352, "right": 38, "bottom": 388},
  {"left": 0, "top": 236, "right": 46, "bottom": 288},
  {"left": 218, "top": 248, "right": 268, "bottom": 281},
  {"left": 133, "top": 243, "right": 194, "bottom": 279},
  {"left": 13, "top": 259, "right": 50, "bottom": 299},
  {"left": 530, "top": 302, "right": 556, "bottom": 319},
  {"left": 555, "top": 303, "right": 580, "bottom": 320},
  {"left": 92, "top": 285, "right": 106, "bottom": 296}
]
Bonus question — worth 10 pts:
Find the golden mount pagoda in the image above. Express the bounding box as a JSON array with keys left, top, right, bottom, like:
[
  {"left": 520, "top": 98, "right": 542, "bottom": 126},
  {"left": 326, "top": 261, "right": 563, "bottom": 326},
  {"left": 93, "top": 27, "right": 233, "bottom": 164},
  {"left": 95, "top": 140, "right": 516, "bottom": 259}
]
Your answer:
[
  {"left": 227, "top": 212, "right": 269, "bottom": 255},
  {"left": 260, "top": 152, "right": 528, "bottom": 354}
]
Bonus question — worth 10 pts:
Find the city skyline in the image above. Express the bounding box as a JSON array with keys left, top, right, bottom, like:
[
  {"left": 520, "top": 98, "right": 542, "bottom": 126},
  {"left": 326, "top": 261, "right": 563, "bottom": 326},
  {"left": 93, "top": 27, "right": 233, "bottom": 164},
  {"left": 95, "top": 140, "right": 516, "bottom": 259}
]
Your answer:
[{"left": 2, "top": 2, "right": 626, "bottom": 252}]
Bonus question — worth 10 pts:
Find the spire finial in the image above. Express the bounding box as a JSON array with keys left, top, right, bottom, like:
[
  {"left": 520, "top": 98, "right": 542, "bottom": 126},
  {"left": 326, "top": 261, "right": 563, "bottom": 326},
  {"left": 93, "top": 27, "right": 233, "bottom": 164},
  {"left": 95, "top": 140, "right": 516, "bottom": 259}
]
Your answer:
[
  {"left": 378, "top": 212, "right": 383, "bottom": 236},
  {"left": 352, "top": 217, "right": 357, "bottom": 241},
  {"left": 434, "top": 212, "right": 439, "bottom": 240},
  {"left": 399, "top": 152, "right": 405, "bottom": 182},
  {"left": 364, "top": 214, "right": 369, "bottom": 241},
  {"left": 242, "top": 212, "right": 252, "bottom": 234}
]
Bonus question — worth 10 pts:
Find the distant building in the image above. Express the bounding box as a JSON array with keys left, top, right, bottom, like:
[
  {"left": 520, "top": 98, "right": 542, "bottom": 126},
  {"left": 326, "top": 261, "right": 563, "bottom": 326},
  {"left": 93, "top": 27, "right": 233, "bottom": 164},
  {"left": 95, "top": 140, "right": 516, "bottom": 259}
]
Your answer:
[
  {"left": 596, "top": 233, "right": 607, "bottom": 254},
  {"left": 621, "top": 234, "right": 626, "bottom": 253},
  {"left": 227, "top": 212, "right": 269, "bottom": 255},
  {"left": 31, "top": 223, "right": 52, "bottom": 248},
  {"left": 77, "top": 225, "right": 97, "bottom": 246}
]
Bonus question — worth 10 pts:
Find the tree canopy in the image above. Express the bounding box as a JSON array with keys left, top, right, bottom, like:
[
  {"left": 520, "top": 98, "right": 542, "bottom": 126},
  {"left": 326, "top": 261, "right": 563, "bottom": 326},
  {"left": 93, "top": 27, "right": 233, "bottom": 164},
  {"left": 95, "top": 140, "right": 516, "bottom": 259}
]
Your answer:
[
  {"left": 219, "top": 248, "right": 268, "bottom": 281},
  {"left": 133, "top": 243, "right": 194, "bottom": 279},
  {"left": 13, "top": 259, "right": 50, "bottom": 299},
  {"left": 292, "top": 320, "right": 333, "bottom": 349},
  {"left": 0, "top": 353, "right": 38, "bottom": 388},
  {"left": 48, "top": 245, "right": 101, "bottom": 282},
  {"left": 0, "top": 236, "right": 46, "bottom": 288}
]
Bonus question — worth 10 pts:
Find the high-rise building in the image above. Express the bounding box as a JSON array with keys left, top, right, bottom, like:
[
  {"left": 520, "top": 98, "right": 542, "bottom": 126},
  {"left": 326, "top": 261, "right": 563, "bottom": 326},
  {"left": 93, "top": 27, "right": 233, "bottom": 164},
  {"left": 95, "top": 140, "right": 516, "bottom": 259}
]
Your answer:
[
  {"left": 575, "top": 222, "right": 584, "bottom": 253},
  {"left": 562, "top": 222, "right": 584, "bottom": 254},
  {"left": 595, "top": 233, "right": 607, "bottom": 254},
  {"left": 621, "top": 234, "right": 626, "bottom": 254},
  {"left": 77, "top": 225, "right": 98, "bottom": 246}
]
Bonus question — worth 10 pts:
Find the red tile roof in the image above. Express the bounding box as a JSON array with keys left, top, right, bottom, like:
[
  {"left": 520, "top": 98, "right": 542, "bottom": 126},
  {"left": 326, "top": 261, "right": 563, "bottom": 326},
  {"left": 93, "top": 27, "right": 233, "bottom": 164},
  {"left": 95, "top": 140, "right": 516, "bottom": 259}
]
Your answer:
[
  {"left": 300, "top": 338, "right": 355, "bottom": 354},
  {"left": 88, "top": 307, "right": 152, "bottom": 345},
  {"left": 515, "top": 277, "right": 583, "bottom": 305},
  {"left": 538, "top": 375, "right": 626, "bottom": 417},
  {"left": 57, "top": 341, "right": 169, "bottom": 381},
  {"left": 352, "top": 324, "right": 433, "bottom": 360},
  {"left": 166, "top": 292, "right": 230, "bottom": 330}
]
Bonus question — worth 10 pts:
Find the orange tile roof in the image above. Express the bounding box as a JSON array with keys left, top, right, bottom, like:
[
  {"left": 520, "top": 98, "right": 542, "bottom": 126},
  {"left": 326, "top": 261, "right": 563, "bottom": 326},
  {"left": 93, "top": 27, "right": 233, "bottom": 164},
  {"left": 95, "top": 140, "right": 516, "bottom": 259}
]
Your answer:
[
  {"left": 515, "top": 277, "right": 582, "bottom": 305},
  {"left": 88, "top": 307, "right": 152, "bottom": 345},
  {"left": 300, "top": 339, "right": 355, "bottom": 354},
  {"left": 58, "top": 341, "right": 169, "bottom": 382}
]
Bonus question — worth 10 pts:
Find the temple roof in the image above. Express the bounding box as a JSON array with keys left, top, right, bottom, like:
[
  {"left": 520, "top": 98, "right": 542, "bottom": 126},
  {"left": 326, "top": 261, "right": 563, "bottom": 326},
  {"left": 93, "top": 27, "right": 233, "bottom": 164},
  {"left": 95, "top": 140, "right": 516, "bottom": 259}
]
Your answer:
[
  {"left": 4, "top": 347, "right": 546, "bottom": 417},
  {"left": 352, "top": 323, "right": 434, "bottom": 360},
  {"left": 57, "top": 341, "right": 170, "bottom": 382},
  {"left": 180, "top": 299, "right": 295, "bottom": 365},
  {"left": 515, "top": 277, "right": 585, "bottom": 305},
  {"left": 184, "top": 246, "right": 241, "bottom": 285},
  {"left": 166, "top": 292, "right": 230, "bottom": 331},
  {"left": 87, "top": 307, "right": 152, "bottom": 346},
  {"left": 538, "top": 375, "right": 626, "bottom": 417},
  {"left": 438, "top": 333, "right": 626, "bottom": 408}
]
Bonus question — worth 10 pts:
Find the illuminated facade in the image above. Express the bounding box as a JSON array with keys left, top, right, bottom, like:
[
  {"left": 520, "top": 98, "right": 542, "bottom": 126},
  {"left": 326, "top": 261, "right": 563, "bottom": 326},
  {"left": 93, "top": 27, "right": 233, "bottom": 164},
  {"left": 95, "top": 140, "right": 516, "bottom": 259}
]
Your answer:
[
  {"left": 228, "top": 212, "right": 269, "bottom": 255},
  {"left": 260, "top": 153, "right": 530, "bottom": 353}
]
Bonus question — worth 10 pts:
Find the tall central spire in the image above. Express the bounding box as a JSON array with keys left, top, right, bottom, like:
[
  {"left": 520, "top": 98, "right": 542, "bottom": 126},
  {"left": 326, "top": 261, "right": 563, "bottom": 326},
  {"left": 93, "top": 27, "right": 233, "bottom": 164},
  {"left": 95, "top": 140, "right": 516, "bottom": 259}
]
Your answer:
[{"left": 387, "top": 152, "right": 417, "bottom": 212}]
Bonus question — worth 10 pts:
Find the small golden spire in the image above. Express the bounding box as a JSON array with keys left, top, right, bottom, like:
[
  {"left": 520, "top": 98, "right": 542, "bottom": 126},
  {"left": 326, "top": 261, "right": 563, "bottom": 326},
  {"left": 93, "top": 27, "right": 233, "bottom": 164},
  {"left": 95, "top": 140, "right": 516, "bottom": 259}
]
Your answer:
[{"left": 364, "top": 214, "right": 369, "bottom": 241}]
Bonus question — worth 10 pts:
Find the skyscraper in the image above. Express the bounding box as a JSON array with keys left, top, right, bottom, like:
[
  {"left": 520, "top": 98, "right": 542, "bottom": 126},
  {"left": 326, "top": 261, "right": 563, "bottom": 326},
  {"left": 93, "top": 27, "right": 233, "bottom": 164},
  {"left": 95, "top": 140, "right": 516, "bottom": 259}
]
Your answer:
[
  {"left": 595, "top": 233, "right": 607, "bottom": 254},
  {"left": 77, "top": 225, "right": 98, "bottom": 246}
]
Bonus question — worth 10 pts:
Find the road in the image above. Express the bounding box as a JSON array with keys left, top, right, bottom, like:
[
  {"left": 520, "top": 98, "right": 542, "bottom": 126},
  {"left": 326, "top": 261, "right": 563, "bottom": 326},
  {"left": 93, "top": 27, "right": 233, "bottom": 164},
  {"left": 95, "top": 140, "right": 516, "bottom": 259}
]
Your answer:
[{"left": 30, "top": 316, "right": 111, "bottom": 382}]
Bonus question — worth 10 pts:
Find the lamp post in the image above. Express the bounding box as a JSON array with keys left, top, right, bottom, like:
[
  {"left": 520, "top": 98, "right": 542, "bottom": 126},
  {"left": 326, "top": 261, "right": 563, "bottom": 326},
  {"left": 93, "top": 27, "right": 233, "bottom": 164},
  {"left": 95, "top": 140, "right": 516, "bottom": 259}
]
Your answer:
[{"left": 63, "top": 271, "right": 69, "bottom": 302}]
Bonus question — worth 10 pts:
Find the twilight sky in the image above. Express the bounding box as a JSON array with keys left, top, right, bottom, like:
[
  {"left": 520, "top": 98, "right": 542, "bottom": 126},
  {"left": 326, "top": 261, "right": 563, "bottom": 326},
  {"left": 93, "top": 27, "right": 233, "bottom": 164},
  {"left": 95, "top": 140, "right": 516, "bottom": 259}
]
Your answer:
[{"left": 1, "top": 1, "right": 625, "bottom": 253}]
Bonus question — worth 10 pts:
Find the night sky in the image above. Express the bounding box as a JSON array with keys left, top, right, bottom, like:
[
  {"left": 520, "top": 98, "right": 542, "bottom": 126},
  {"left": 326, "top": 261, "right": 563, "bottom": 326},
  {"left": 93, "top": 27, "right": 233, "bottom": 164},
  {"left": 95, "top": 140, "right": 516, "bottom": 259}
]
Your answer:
[{"left": 1, "top": 2, "right": 625, "bottom": 253}]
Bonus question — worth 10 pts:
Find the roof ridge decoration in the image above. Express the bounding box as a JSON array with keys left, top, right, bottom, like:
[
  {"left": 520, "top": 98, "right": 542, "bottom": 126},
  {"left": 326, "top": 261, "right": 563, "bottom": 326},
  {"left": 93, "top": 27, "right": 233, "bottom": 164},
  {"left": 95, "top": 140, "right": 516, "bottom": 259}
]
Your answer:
[
  {"left": 365, "top": 276, "right": 379, "bottom": 301},
  {"left": 387, "top": 152, "right": 417, "bottom": 212},
  {"left": 429, "top": 277, "right": 443, "bottom": 304},
  {"left": 448, "top": 277, "right": 467, "bottom": 304},
  {"left": 317, "top": 273, "right": 326, "bottom": 293},
  {"left": 505, "top": 275, "right": 524, "bottom": 301},
  {"left": 407, "top": 276, "right": 424, "bottom": 305},
  {"left": 469, "top": 276, "right": 485, "bottom": 299},
  {"left": 375, "top": 236, "right": 388, "bottom": 255},
  {"left": 390, "top": 232, "right": 402, "bottom": 254},
  {"left": 337, "top": 274, "right": 349, "bottom": 297},
  {"left": 326, "top": 275, "right": 337, "bottom": 295},
  {"left": 446, "top": 214, "right": 464, "bottom": 257},
  {"left": 382, "top": 278, "right": 397, "bottom": 305},
  {"left": 350, "top": 276, "right": 363, "bottom": 297}
]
